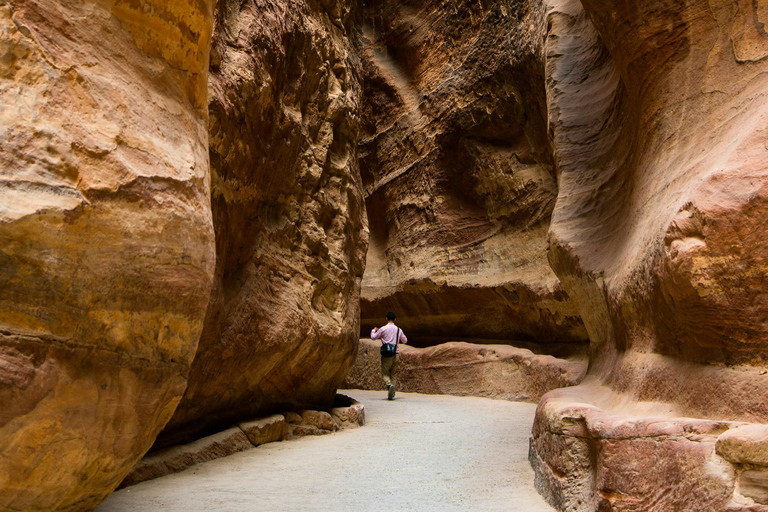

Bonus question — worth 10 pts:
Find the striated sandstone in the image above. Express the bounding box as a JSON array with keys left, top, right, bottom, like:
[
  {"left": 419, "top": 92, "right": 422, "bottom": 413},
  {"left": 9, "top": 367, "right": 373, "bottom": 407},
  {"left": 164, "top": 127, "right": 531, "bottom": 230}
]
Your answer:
[
  {"left": 157, "top": 0, "right": 367, "bottom": 447},
  {"left": 0, "top": 1, "right": 215, "bottom": 510},
  {"left": 530, "top": 0, "right": 768, "bottom": 508},
  {"left": 357, "top": 0, "right": 586, "bottom": 346},
  {"left": 343, "top": 338, "right": 586, "bottom": 402}
]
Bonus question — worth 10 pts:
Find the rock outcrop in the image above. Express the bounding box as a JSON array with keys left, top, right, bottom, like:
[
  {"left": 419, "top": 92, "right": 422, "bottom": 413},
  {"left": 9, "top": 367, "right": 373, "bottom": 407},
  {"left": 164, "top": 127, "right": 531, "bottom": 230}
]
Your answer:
[
  {"left": 344, "top": 339, "right": 586, "bottom": 402},
  {"left": 0, "top": 1, "right": 215, "bottom": 510},
  {"left": 157, "top": 0, "right": 367, "bottom": 447},
  {"left": 357, "top": 0, "right": 587, "bottom": 346},
  {"left": 530, "top": 0, "right": 768, "bottom": 509}
]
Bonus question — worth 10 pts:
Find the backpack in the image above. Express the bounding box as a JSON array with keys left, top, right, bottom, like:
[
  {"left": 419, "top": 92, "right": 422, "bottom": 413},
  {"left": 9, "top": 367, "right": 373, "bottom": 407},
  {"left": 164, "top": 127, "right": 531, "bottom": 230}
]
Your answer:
[{"left": 380, "top": 328, "right": 400, "bottom": 357}]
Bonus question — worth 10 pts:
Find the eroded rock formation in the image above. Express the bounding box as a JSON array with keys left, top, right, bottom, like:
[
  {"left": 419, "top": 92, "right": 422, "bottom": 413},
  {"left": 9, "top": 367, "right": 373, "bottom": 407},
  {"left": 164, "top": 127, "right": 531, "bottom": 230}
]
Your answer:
[
  {"left": 157, "top": 0, "right": 368, "bottom": 446},
  {"left": 344, "top": 338, "right": 586, "bottom": 402},
  {"left": 531, "top": 0, "right": 768, "bottom": 509},
  {"left": 357, "top": 0, "right": 587, "bottom": 346},
  {"left": 0, "top": 1, "right": 215, "bottom": 510}
]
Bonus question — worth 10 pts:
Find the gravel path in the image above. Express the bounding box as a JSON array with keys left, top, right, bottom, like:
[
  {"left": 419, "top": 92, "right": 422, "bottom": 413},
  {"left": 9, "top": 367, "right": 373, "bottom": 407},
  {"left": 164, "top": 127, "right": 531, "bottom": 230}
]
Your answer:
[{"left": 98, "top": 391, "right": 555, "bottom": 512}]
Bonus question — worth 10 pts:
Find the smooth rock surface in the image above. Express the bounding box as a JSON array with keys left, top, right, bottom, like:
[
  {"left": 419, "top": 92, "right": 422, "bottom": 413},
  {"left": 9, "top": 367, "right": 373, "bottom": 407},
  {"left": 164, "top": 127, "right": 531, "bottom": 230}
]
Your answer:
[
  {"left": 97, "top": 391, "right": 555, "bottom": 512},
  {"left": 0, "top": 1, "right": 215, "bottom": 510},
  {"left": 544, "top": 0, "right": 768, "bottom": 421},
  {"left": 357, "top": 0, "right": 586, "bottom": 346},
  {"left": 157, "top": 0, "right": 367, "bottom": 447},
  {"left": 530, "top": 0, "right": 768, "bottom": 508},
  {"left": 343, "top": 339, "right": 587, "bottom": 402},
  {"left": 718, "top": 425, "right": 768, "bottom": 467}
]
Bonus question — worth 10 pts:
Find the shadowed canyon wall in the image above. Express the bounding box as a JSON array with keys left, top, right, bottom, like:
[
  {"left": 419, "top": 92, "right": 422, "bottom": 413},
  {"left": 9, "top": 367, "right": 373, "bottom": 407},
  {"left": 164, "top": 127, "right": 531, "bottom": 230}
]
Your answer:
[
  {"left": 156, "top": 0, "right": 367, "bottom": 447},
  {"left": 357, "top": 0, "right": 587, "bottom": 347},
  {"left": 0, "top": 1, "right": 215, "bottom": 510}
]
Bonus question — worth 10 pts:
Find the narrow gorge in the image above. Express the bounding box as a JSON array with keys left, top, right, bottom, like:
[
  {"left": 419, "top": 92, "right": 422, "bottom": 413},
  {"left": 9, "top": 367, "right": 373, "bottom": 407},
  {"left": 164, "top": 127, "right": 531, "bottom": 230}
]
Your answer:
[{"left": 2, "top": 0, "right": 768, "bottom": 510}]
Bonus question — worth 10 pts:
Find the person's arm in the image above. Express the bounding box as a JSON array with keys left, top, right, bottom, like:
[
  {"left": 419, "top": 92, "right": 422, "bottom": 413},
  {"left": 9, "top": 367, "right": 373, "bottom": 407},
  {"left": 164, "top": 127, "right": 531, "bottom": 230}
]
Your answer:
[
  {"left": 399, "top": 330, "right": 407, "bottom": 345},
  {"left": 371, "top": 326, "right": 382, "bottom": 339}
]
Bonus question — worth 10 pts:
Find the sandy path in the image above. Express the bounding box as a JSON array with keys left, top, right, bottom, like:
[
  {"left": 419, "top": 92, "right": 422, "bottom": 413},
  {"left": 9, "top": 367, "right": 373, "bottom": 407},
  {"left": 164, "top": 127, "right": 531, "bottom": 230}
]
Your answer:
[{"left": 98, "top": 391, "right": 554, "bottom": 512}]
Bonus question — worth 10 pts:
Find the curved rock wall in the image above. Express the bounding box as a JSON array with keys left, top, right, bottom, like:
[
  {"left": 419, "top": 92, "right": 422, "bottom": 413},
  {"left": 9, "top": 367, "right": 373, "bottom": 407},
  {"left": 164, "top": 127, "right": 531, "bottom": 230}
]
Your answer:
[
  {"left": 546, "top": 0, "right": 768, "bottom": 426},
  {"left": 157, "top": 0, "right": 367, "bottom": 446},
  {"left": 0, "top": 1, "right": 215, "bottom": 510},
  {"left": 531, "top": 0, "right": 768, "bottom": 509},
  {"left": 358, "top": 0, "right": 587, "bottom": 346}
]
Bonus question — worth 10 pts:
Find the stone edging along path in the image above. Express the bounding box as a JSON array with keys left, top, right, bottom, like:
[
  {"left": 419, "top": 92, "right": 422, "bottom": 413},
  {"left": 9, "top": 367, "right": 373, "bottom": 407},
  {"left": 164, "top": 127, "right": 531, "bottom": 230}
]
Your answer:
[{"left": 119, "top": 395, "right": 365, "bottom": 488}]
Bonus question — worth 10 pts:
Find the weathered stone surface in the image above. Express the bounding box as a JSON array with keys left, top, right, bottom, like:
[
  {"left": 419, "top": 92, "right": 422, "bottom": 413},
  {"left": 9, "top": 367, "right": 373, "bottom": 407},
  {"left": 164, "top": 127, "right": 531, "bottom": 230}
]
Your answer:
[
  {"left": 357, "top": 0, "right": 586, "bottom": 346},
  {"left": 0, "top": 1, "right": 215, "bottom": 510},
  {"left": 237, "top": 414, "right": 286, "bottom": 447},
  {"left": 544, "top": 0, "right": 768, "bottom": 419},
  {"left": 343, "top": 339, "right": 586, "bottom": 402},
  {"left": 530, "top": 383, "right": 750, "bottom": 512},
  {"left": 330, "top": 394, "right": 366, "bottom": 428},
  {"left": 157, "top": 0, "right": 367, "bottom": 447},
  {"left": 121, "top": 397, "right": 365, "bottom": 487},
  {"left": 740, "top": 471, "right": 768, "bottom": 506},
  {"left": 119, "top": 427, "right": 253, "bottom": 489},
  {"left": 718, "top": 425, "right": 768, "bottom": 467},
  {"left": 530, "top": 0, "right": 768, "bottom": 507}
]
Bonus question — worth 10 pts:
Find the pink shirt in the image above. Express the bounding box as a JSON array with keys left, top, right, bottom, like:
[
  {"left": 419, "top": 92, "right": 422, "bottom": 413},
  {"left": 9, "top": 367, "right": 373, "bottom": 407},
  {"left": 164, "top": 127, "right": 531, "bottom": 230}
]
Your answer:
[{"left": 371, "top": 323, "right": 408, "bottom": 353}]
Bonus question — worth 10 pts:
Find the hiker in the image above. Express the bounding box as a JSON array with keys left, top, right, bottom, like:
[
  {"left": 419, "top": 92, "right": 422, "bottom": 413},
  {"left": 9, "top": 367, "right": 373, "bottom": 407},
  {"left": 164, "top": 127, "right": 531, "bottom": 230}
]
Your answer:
[{"left": 371, "top": 311, "right": 408, "bottom": 400}]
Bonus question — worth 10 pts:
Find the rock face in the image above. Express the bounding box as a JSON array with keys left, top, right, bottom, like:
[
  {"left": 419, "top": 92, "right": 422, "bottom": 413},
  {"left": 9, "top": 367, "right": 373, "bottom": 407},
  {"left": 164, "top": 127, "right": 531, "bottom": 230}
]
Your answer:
[
  {"left": 530, "top": 0, "right": 768, "bottom": 509},
  {"left": 0, "top": 1, "right": 215, "bottom": 510},
  {"left": 157, "top": 0, "right": 367, "bottom": 446},
  {"left": 357, "top": 0, "right": 587, "bottom": 345},
  {"left": 343, "top": 339, "right": 586, "bottom": 402}
]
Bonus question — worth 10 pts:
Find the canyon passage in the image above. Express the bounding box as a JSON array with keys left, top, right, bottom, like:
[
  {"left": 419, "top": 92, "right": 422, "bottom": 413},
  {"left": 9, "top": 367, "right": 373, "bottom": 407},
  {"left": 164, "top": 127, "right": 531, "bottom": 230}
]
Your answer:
[{"left": 2, "top": 0, "right": 768, "bottom": 511}]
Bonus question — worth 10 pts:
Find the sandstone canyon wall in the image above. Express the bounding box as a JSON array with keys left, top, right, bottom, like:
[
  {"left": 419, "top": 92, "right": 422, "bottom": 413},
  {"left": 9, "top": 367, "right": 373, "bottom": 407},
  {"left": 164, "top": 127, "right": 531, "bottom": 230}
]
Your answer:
[
  {"left": 357, "top": 0, "right": 587, "bottom": 347},
  {"left": 157, "top": 0, "right": 368, "bottom": 446},
  {"left": 0, "top": 1, "right": 215, "bottom": 510},
  {"left": 530, "top": 0, "right": 768, "bottom": 509}
]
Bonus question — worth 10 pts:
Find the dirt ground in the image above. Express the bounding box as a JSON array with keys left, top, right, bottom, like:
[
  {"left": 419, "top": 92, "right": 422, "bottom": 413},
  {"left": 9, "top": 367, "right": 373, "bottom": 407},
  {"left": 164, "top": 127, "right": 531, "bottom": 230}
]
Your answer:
[{"left": 97, "top": 390, "right": 555, "bottom": 512}]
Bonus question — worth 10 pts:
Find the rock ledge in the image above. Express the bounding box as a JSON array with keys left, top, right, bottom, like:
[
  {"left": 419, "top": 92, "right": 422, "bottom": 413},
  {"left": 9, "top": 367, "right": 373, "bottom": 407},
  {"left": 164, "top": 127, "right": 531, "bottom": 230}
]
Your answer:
[{"left": 119, "top": 395, "right": 365, "bottom": 488}]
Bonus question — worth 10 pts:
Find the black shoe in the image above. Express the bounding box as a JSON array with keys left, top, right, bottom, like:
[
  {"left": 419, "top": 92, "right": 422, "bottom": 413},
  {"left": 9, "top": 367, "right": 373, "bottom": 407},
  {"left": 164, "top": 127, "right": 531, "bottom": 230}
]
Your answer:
[{"left": 387, "top": 385, "right": 395, "bottom": 400}]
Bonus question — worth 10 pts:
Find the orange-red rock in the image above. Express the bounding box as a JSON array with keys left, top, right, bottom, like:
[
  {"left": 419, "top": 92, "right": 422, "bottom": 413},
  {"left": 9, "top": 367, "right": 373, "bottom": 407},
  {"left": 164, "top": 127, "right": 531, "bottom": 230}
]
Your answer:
[
  {"left": 157, "top": 0, "right": 367, "bottom": 447},
  {"left": 0, "top": 0, "right": 215, "bottom": 510}
]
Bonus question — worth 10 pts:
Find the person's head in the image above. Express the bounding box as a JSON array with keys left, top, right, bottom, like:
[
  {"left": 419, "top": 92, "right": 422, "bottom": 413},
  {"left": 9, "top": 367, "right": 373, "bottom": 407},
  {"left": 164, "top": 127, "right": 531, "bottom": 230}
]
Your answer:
[{"left": 386, "top": 311, "right": 396, "bottom": 322}]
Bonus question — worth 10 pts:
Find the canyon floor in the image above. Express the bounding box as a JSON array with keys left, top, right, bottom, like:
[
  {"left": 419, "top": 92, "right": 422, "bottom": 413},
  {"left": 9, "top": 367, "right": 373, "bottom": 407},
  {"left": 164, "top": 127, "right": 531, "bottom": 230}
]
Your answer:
[{"left": 97, "top": 390, "right": 554, "bottom": 512}]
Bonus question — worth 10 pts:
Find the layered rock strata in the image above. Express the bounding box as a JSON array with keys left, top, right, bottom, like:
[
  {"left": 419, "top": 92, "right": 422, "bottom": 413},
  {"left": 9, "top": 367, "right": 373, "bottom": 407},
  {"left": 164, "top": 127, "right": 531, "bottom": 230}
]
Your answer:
[
  {"left": 357, "top": 0, "right": 587, "bottom": 345},
  {"left": 343, "top": 339, "right": 586, "bottom": 402},
  {"left": 157, "top": 0, "right": 367, "bottom": 447},
  {"left": 0, "top": 1, "right": 215, "bottom": 510},
  {"left": 531, "top": 384, "right": 768, "bottom": 511},
  {"left": 531, "top": 0, "right": 768, "bottom": 509},
  {"left": 119, "top": 396, "right": 364, "bottom": 488}
]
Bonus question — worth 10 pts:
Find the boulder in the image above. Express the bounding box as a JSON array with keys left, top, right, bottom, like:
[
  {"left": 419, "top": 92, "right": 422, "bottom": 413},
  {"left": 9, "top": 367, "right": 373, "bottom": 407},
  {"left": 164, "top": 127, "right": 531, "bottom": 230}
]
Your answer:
[{"left": 0, "top": 1, "right": 215, "bottom": 510}]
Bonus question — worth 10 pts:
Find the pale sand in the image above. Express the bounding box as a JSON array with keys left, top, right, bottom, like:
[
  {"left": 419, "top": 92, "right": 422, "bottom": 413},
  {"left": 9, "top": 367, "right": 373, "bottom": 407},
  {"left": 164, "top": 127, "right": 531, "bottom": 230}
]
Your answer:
[{"left": 98, "top": 390, "right": 554, "bottom": 512}]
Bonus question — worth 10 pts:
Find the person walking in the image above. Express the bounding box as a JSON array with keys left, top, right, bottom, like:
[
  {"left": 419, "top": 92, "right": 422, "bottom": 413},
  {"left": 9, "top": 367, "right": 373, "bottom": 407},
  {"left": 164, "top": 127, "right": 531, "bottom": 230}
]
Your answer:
[{"left": 371, "top": 311, "right": 408, "bottom": 400}]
